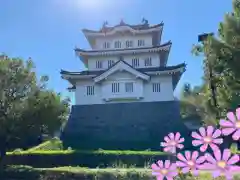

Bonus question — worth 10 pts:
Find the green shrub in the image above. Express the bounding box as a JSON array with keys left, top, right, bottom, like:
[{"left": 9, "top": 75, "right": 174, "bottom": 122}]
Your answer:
[
  {"left": 1, "top": 166, "right": 240, "bottom": 180},
  {"left": 5, "top": 150, "right": 168, "bottom": 168}
]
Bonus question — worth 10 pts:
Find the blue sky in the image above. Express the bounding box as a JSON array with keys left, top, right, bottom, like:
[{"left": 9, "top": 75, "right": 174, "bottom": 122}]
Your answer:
[{"left": 0, "top": 0, "right": 232, "bottom": 103}]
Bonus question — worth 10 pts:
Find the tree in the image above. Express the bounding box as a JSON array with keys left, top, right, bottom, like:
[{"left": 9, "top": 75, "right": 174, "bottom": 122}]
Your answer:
[
  {"left": 181, "top": 0, "right": 240, "bottom": 125},
  {"left": 0, "top": 56, "right": 70, "bottom": 163}
]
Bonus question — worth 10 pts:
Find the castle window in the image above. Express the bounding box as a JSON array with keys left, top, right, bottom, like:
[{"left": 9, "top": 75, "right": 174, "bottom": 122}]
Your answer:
[
  {"left": 132, "top": 58, "right": 139, "bottom": 67},
  {"left": 138, "top": 39, "right": 145, "bottom": 47},
  {"left": 126, "top": 40, "right": 133, "bottom": 48},
  {"left": 114, "top": 41, "right": 121, "bottom": 48},
  {"left": 108, "top": 60, "right": 115, "bottom": 68},
  {"left": 86, "top": 86, "right": 94, "bottom": 95},
  {"left": 152, "top": 83, "right": 161, "bottom": 92},
  {"left": 125, "top": 82, "right": 133, "bottom": 92},
  {"left": 144, "top": 57, "right": 152, "bottom": 66},
  {"left": 103, "top": 42, "right": 110, "bottom": 49},
  {"left": 112, "top": 83, "right": 120, "bottom": 93},
  {"left": 96, "top": 61, "right": 102, "bottom": 69}
]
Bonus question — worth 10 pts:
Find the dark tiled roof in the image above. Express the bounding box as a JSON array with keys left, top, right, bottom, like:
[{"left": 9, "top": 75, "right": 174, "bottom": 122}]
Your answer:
[
  {"left": 60, "top": 62, "right": 186, "bottom": 76},
  {"left": 82, "top": 21, "right": 164, "bottom": 34},
  {"left": 75, "top": 41, "right": 171, "bottom": 53},
  {"left": 61, "top": 101, "right": 192, "bottom": 150}
]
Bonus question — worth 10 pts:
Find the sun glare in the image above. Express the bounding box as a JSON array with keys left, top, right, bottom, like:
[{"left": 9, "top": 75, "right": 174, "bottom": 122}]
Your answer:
[{"left": 77, "top": 0, "right": 108, "bottom": 9}]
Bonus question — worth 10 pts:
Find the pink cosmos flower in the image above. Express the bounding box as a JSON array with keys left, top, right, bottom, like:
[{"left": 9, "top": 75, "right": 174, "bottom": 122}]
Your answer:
[
  {"left": 151, "top": 160, "right": 178, "bottom": 180},
  {"left": 176, "top": 151, "right": 206, "bottom": 175},
  {"left": 191, "top": 126, "right": 223, "bottom": 152},
  {"left": 220, "top": 108, "right": 240, "bottom": 141},
  {"left": 204, "top": 149, "right": 240, "bottom": 180},
  {"left": 160, "top": 132, "right": 184, "bottom": 154}
]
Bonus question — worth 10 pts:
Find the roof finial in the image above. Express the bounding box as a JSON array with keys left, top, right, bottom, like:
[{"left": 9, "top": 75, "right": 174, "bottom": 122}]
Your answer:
[
  {"left": 120, "top": 19, "right": 125, "bottom": 25},
  {"left": 142, "top": 18, "right": 148, "bottom": 25}
]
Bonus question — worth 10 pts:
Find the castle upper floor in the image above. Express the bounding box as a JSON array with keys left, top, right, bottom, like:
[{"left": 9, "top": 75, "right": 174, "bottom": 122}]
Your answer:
[{"left": 82, "top": 19, "right": 163, "bottom": 50}]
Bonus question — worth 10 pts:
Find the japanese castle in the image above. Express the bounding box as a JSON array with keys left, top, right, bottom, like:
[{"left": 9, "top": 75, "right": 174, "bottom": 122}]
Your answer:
[{"left": 60, "top": 20, "right": 190, "bottom": 150}]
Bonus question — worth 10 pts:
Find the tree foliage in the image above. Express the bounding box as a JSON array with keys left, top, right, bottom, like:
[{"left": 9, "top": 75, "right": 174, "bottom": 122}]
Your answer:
[
  {"left": 181, "top": 0, "right": 240, "bottom": 124},
  {"left": 0, "top": 56, "right": 70, "bottom": 159}
]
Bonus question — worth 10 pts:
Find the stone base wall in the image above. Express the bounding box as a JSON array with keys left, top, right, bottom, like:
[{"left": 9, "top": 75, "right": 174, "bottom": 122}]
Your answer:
[{"left": 61, "top": 101, "right": 192, "bottom": 150}]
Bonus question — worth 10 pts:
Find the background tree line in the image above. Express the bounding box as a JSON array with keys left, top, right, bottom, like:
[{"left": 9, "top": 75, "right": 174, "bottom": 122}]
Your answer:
[
  {"left": 0, "top": 55, "right": 70, "bottom": 160},
  {"left": 180, "top": 0, "right": 240, "bottom": 125}
]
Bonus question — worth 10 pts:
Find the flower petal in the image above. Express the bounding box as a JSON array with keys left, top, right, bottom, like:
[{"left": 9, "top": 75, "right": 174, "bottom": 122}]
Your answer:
[
  {"left": 212, "top": 138, "right": 223, "bottom": 144},
  {"left": 165, "top": 160, "right": 171, "bottom": 169},
  {"left": 227, "top": 154, "right": 239, "bottom": 165},
  {"left": 236, "top": 108, "right": 240, "bottom": 120},
  {"left": 164, "top": 136, "right": 170, "bottom": 143},
  {"left": 164, "top": 147, "right": 172, "bottom": 153},
  {"left": 157, "top": 160, "right": 164, "bottom": 168},
  {"left": 185, "top": 151, "right": 191, "bottom": 160},
  {"left": 200, "top": 163, "right": 215, "bottom": 170},
  {"left": 168, "top": 170, "right": 178, "bottom": 177},
  {"left": 212, "top": 170, "right": 221, "bottom": 178},
  {"left": 175, "top": 132, "right": 181, "bottom": 141},
  {"left": 212, "top": 129, "right": 222, "bottom": 138},
  {"left": 205, "top": 153, "right": 217, "bottom": 164},
  {"left": 222, "top": 128, "right": 236, "bottom": 136},
  {"left": 156, "top": 174, "right": 164, "bottom": 180},
  {"left": 177, "top": 153, "right": 187, "bottom": 162},
  {"left": 177, "top": 144, "right": 184, "bottom": 149},
  {"left": 227, "top": 111, "right": 236, "bottom": 123},
  {"left": 207, "top": 126, "right": 214, "bottom": 136},
  {"left": 199, "top": 127, "right": 206, "bottom": 137},
  {"left": 209, "top": 143, "right": 220, "bottom": 151},
  {"left": 181, "top": 167, "right": 190, "bottom": 174},
  {"left": 191, "top": 151, "right": 199, "bottom": 161},
  {"left": 152, "top": 171, "right": 161, "bottom": 176},
  {"left": 192, "top": 140, "right": 203, "bottom": 147},
  {"left": 176, "top": 161, "right": 187, "bottom": 167},
  {"left": 191, "top": 132, "right": 202, "bottom": 140},
  {"left": 160, "top": 142, "right": 168, "bottom": 147},
  {"left": 178, "top": 137, "right": 185, "bottom": 143},
  {"left": 152, "top": 163, "right": 160, "bottom": 170},
  {"left": 222, "top": 149, "right": 231, "bottom": 162},
  {"left": 192, "top": 169, "right": 199, "bottom": 176},
  {"left": 196, "top": 156, "right": 206, "bottom": 164},
  {"left": 232, "top": 129, "right": 240, "bottom": 141},
  {"left": 213, "top": 149, "right": 221, "bottom": 161},
  {"left": 220, "top": 119, "right": 234, "bottom": 127},
  {"left": 168, "top": 133, "right": 175, "bottom": 140},
  {"left": 200, "top": 144, "right": 208, "bottom": 152}
]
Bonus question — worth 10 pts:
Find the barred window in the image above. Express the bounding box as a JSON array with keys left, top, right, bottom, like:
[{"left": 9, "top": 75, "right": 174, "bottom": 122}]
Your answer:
[
  {"left": 144, "top": 57, "right": 152, "bottom": 66},
  {"left": 108, "top": 60, "right": 115, "bottom": 68},
  {"left": 152, "top": 83, "right": 161, "bottom": 92},
  {"left": 103, "top": 42, "right": 110, "bottom": 49},
  {"left": 126, "top": 40, "right": 133, "bottom": 48},
  {"left": 114, "top": 41, "right": 121, "bottom": 48},
  {"left": 138, "top": 39, "right": 145, "bottom": 47},
  {"left": 132, "top": 58, "right": 139, "bottom": 67},
  {"left": 96, "top": 61, "right": 102, "bottom": 69},
  {"left": 87, "top": 86, "right": 94, "bottom": 95},
  {"left": 125, "top": 82, "right": 133, "bottom": 92},
  {"left": 112, "top": 83, "right": 120, "bottom": 93}
]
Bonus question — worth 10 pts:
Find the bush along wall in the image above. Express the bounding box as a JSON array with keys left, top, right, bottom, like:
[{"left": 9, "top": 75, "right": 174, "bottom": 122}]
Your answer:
[{"left": 4, "top": 150, "right": 170, "bottom": 168}]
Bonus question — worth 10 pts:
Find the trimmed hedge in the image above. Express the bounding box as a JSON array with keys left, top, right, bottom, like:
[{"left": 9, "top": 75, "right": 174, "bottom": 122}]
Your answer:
[
  {"left": 5, "top": 150, "right": 169, "bottom": 168},
  {"left": 1, "top": 166, "right": 240, "bottom": 180}
]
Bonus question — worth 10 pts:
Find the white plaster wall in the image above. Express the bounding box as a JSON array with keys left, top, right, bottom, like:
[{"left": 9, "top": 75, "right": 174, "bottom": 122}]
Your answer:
[
  {"left": 74, "top": 73, "right": 174, "bottom": 105},
  {"left": 94, "top": 33, "right": 152, "bottom": 50},
  {"left": 142, "top": 75, "right": 174, "bottom": 102},
  {"left": 87, "top": 53, "right": 160, "bottom": 71}
]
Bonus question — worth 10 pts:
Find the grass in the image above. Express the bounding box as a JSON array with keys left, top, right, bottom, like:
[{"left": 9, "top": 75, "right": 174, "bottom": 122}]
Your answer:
[{"left": 5, "top": 165, "right": 240, "bottom": 180}]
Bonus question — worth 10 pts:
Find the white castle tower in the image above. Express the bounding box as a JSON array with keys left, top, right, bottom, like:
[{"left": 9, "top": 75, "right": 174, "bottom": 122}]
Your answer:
[
  {"left": 60, "top": 20, "right": 189, "bottom": 150},
  {"left": 61, "top": 19, "right": 185, "bottom": 104}
]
